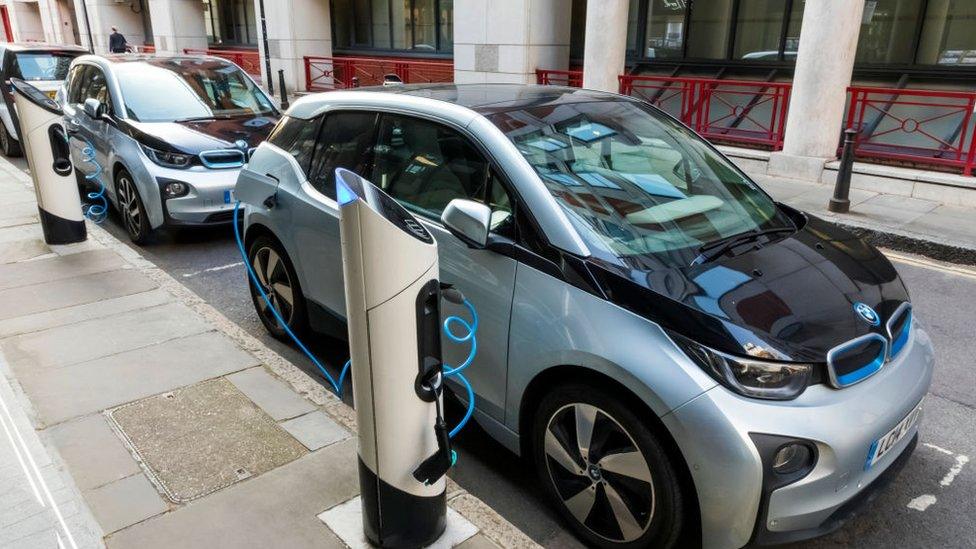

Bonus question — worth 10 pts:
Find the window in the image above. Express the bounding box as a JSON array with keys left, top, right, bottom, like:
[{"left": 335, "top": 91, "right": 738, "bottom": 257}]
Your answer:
[
  {"left": 70, "top": 66, "right": 112, "bottom": 110},
  {"left": 686, "top": 0, "right": 733, "bottom": 59},
  {"left": 370, "top": 114, "right": 498, "bottom": 219},
  {"left": 856, "top": 0, "right": 924, "bottom": 64},
  {"left": 268, "top": 116, "right": 321, "bottom": 174},
  {"left": 733, "top": 0, "right": 788, "bottom": 60},
  {"left": 66, "top": 65, "right": 87, "bottom": 106},
  {"left": 916, "top": 0, "right": 976, "bottom": 65},
  {"left": 331, "top": 0, "right": 453, "bottom": 53},
  {"left": 13, "top": 51, "right": 76, "bottom": 81},
  {"left": 308, "top": 112, "right": 378, "bottom": 200},
  {"left": 644, "top": 0, "right": 687, "bottom": 59}
]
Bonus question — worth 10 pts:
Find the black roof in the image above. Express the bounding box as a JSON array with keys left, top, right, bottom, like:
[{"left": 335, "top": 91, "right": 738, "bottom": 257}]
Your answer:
[{"left": 366, "top": 83, "right": 631, "bottom": 114}]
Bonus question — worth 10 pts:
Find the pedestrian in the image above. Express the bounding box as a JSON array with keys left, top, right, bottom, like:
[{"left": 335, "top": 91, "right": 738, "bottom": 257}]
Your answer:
[{"left": 108, "top": 27, "right": 128, "bottom": 54}]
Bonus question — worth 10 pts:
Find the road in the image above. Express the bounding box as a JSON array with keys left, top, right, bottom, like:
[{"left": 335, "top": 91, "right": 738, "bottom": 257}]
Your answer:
[{"left": 16, "top": 158, "right": 975, "bottom": 548}]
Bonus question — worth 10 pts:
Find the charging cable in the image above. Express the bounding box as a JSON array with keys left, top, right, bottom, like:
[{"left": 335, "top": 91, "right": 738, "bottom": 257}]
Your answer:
[{"left": 79, "top": 138, "right": 108, "bottom": 224}]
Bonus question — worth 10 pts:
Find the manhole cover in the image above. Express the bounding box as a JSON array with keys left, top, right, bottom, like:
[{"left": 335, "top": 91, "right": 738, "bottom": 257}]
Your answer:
[{"left": 108, "top": 377, "right": 307, "bottom": 503}]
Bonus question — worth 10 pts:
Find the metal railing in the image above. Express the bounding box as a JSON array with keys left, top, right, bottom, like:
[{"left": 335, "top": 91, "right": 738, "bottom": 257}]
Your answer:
[
  {"left": 535, "top": 69, "right": 582, "bottom": 87},
  {"left": 130, "top": 44, "right": 155, "bottom": 54},
  {"left": 304, "top": 56, "right": 453, "bottom": 91},
  {"left": 619, "top": 74, "right": 792, "bottom": 150},
  {"left": 845, "top": 86, "right": 976, "bottom": 176},
  {"left": 183, "top": 48, "right": 262, "bottom": 77}
]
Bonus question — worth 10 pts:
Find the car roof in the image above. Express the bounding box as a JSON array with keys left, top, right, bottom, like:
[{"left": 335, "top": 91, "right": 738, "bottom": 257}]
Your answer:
[
  {"left": 361, "top": 83, "right": 630, "bottom": 114},
  {"left": 97, "top": 54, "right": 237, "bottom": 68},
  {"left": 1, "top": 43, "right": 88, "bottom": 53}
]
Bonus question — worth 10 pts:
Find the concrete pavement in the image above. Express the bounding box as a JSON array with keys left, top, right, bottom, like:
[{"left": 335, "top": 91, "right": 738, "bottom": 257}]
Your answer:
[{"left": 0, "top": 159, "right": 534, "bottom": 548}]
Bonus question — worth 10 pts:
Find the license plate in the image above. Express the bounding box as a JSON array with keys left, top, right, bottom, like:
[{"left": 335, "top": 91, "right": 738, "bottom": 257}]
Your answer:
[
  {"left": 45, "top": 91, "right": 57, "bottom": 99},
  {"left": 223, "top": 189, "right": 236, "bottom": 204},
  {"left": 865, "top": 401, "right": 922, "bottom": 470}
]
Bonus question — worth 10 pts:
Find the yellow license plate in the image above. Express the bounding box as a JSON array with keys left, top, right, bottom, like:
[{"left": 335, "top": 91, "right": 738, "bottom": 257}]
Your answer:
[{"left": 45, "top": 91, "right": 57, "bottom": 99}]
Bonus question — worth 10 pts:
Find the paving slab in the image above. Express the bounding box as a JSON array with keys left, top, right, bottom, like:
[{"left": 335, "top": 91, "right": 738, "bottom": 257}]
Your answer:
[
  {"left": 12, "top": 330, "right": 260, "bottom": 427},
  {"left": 0, "top": 302, "right": 212, "bottom": 371},
  {"left": 45, "top": 414, "right": 142, "bottom": 491},
  {"left": 0, "top": 248, "right": 126, "bottom": 291},
  {"left": 228, "top": 366, "right": 317, "bottom": 421},
  {"left": 280, "top": 410, "right": 349, "bottom": 451},
  {"left": 0, "top": 224, "right": 41, "bottom": 244},
  {"left": 105, "top": 440, "right": 360, "bottom": 549},
  {"left": 319, "top": 496, "right": 478, "bottom": 549},
  {"left": 0, "top": 238, "right": 49, "bottom": 264},
  {"left": 0, "top": 288, "right": 173, "bottom": 338},
  {"left": 0, "top": 269, "right": 158, "bottom": 321},
  {"left": 84, "top": 474, "right": 169, "bottom": 534},
  {"left": 908, "top": 204, "right": 976, "bottom": 244},
  {"left": 844, "top": 193, "right": 941, "bottom": 228},
  {"left": 0, "top": 201, "right": 38, "bottom": 222}
]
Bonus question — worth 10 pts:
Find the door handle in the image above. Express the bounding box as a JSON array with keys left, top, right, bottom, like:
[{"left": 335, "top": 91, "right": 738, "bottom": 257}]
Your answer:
[{"left": 65, "top": 118, "right": 81, "bottom": 135}]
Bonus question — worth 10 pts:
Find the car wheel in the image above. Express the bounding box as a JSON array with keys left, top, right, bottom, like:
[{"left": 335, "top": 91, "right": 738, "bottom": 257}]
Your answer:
[
  {"left": 0, "top": 122, "right": 22, "bottom": 157},
  {"left": 532, "top": 384, "right": 685, "bottom": 549},
  {"left": 247, "top": 235, "right": 309, "bottom": 340},
  {"left": 115, "top": 168, "right": 152, "bottom": 243}
]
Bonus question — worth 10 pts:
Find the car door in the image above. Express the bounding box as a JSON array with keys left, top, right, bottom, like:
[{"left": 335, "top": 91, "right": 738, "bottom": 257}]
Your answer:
[
  {"left": 368, "top": 113, "right": 518, "bottom": 422},
  {"left": 64, "top": 65, "right": 113, "bottom": 192}
]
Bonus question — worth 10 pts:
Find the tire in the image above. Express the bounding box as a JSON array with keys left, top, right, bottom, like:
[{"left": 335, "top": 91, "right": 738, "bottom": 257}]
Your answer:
[
  {"left": 532, "top": 383, "right": 685, "bottom": 549},
  {"left": 246, "top": 235, "right": 309, "bottom": 340},
  {"left": 0, "top": 121, "right": 22, "bottom": 157},
  {"left": 114, "top": 168, "right": 152, "bottom": 244}
]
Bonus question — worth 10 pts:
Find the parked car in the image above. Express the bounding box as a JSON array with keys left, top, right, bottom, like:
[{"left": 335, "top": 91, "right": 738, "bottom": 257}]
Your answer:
[
  {"left": 0, "top": 43, "right": 87, "bottom": 157},
  {"left": 236, "top": 84, "right": 933, "bottom": 549},
  {"left": 58, "top": 54, "right": 279, "bottom": 243}
]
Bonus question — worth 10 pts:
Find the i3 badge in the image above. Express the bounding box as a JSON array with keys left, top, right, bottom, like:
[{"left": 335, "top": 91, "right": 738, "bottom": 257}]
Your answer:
[{"left": 854, "top": 302, "right": 880, "bottom": 326}]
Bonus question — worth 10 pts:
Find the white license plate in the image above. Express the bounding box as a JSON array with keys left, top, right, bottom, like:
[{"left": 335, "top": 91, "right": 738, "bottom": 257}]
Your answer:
[
  {"left": 223, "top": 189, "right": 236, "bottom": 204},
  {"left": 865, "top": 401, "right": 922, "bottom": 470}
]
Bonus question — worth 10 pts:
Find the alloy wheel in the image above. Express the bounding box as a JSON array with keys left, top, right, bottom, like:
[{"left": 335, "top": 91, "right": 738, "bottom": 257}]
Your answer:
[
  {"left": 252, "top": 246, "right": 295, "bottom": 328},
  {"left": 544, "top": 403, "right": 655, "bottom": 543},
  {"left": 117, "top": 176, "right": 142, "bottom": 237}
]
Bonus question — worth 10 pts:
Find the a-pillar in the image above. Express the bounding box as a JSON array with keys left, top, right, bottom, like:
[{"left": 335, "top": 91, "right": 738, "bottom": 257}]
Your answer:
[
  {"left": 768, "top": 0, "right": 866, "bottom": 181},
  {"left": 147, "top": 0, "right": 207, "bottom": 55},
  {"left": 581, "top": 0, "right": 628, "bottom": 92},
  {"left": 453, "top": 0, "right": 572, "bottom": 84},
  {"left": 74, "top": 0, "right": 148, "bottom": 54},
  {"left": 253, "top": 0, "right": 332, "bottom": 95}
]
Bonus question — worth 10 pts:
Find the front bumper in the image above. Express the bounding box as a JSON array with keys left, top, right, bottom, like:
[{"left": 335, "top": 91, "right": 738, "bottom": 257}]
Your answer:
[
  {"left": 153, "top": 166, "right": 242, "bottom": 226},
  {"left": 662, "top": 324, "right": 935, "bottom": 549}
]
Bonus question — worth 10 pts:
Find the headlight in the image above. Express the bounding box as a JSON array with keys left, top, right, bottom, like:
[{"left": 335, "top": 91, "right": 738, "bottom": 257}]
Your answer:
[
  {"left": 142, "top": 145, "right": 193, "bottom": 169},
  {"left": 672, "top": 334, "right": 813, "bottom": 400}
]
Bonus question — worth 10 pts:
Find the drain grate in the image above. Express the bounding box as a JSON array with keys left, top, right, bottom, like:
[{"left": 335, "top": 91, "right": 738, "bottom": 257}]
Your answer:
[{"left": 108, "top": 377, "right": 307, "bottom": 503}]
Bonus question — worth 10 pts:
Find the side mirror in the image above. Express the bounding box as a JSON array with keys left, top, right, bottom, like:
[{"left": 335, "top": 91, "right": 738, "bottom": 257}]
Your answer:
[
  {"left": 441, "top": 199, "right": 491, "bottom": 250},
  {"left": 83, "top": 97, "right": 107, "bottom": 120}
]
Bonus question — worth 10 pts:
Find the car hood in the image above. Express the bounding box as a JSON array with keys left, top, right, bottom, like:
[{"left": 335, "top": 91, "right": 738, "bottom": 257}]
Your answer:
[
  {"left": 588, "top": 215, "right": 909, "bottom": 362},
  {"left": 120, "top": 115, "right": 278, "bottom": 155}
]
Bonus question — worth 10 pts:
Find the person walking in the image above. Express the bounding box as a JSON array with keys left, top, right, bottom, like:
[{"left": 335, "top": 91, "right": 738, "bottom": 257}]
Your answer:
[{"left": 108, "top": 27, "right": 128, "bottom": 54}]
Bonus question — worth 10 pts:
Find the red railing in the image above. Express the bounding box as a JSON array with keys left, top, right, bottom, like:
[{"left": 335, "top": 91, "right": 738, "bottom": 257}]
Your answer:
[
  {"left": 620, "top": 75, "right": 792, "bottom": 149},
  {"left": 535, "top": 69, "right": 582, "bottom": 88},
  {"left": 184, "top": 48, "right": 261, "bottom": 77},
  {"left": 845, "top": 86, "right": 976, "bottom": 176},
  {"left": 131, "top": 44, "right": 155, "bottom": 54},
  {"left": 304, "top": 56, "right": 453, "bottom": 91}
]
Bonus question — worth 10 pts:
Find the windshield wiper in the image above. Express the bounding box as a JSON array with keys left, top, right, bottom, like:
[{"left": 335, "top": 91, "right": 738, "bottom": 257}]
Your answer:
[
  {"left": 174, "top": 114, "right": 235, "bottom": 122},
  {"left": 690, "top": 226, "right": 796, "bottom": 267}
]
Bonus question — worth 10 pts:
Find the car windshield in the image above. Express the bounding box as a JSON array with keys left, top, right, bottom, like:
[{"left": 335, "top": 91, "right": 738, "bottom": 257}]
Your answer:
[
  {"left": 489, "top": 99, "right": 793, "bottom": 270},
  {"left": 115, "top": 59, "right": 275, "bottom": 122},
  {"left": 15, "top": 52, "right": 77, "bottom": 81}
]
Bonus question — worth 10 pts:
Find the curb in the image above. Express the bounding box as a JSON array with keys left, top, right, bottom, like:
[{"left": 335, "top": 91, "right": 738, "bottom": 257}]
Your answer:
[{"left": 826, "top": 217, "right": 976, "bottom": 267}]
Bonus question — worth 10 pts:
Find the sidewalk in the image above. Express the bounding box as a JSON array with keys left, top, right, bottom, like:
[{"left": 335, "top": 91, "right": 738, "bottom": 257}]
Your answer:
[{"left": 0, "top": 158, "right": 534, "bottom": 548}]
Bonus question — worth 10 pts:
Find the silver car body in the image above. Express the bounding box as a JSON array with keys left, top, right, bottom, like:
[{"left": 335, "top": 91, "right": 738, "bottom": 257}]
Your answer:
[{"left": 238, "top": 88, "right": 935, "bottom": 549}]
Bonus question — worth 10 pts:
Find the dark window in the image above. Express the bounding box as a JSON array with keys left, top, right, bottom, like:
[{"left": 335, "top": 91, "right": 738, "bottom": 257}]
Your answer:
[
  {"left": 733, "top": 0, "right": 788, "bottom": 60},
  {"left": 308, "top": 111, "right": 378, "bottom": 200},
  {"left": 268, "top": 116, "right": 321, "bottom": 174},
  {"left": 856, "top": 0, "right": 924, "bottom": 65},
  {"left": 916, "top": 0, "right": 976, "bottom": 65},
  {"left": 370, "top": 114, "right": 511, "bottom": 221},
  {"left": 66, "top": 65, "right": 88, "bottom": 105},
  {"left": 486, "top": 171, "right": 515, "bottom": 240},
  {"left": 71, "top": 66, "right": 112, "bottom": 111},
  {"left": 644, "top": 0, "right": 687, "bottom": 59},
  {"left": 686, "top": 0, "right": 733, "bottom": 59},
  {"left": 331, "top": 0, "right": 453, "bottom": 53}
]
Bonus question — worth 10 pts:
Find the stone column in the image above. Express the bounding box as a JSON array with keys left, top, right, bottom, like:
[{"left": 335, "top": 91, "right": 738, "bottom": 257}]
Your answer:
[
  {"left": 253, "top": 0, "right": 333, "bottom": 94},
  {"left": 582, "top": 0, "right": 629, "bottom": 92},
  {"left": 768, "top": 0, "right": 866, "bottom": 181},
  {"left": 453, "top": 0, "right": 572, "bottom": 84},
  {"left": 147, "top": 0, "right": 208, "bottom": 55}
]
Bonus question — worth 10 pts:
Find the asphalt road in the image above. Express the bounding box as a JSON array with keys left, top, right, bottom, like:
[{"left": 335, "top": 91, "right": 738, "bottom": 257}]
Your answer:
[{"left": 19, "top": 158, "right": 975, "bottom": 548}]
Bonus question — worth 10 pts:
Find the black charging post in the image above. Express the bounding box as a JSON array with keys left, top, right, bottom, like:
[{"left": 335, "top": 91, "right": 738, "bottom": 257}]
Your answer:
[
  {"left": 829, "top": 128, "right": 859, "bottom": 213},
  {"left": 277, "top": 69, "right": 289, "bottom": 110}
]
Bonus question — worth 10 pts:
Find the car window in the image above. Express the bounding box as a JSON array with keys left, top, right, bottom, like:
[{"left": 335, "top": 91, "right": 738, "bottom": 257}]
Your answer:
[
  {"left": 66, "top": 65, "right": 87, "bottom": 105},
  {"left": 71, "top": 65, "right": 112, "bottom": 112},
  {"left": 370, "top": 114, "right": 498, "bottom": 220},
  {"left": 307, "top": 111, "right": 377, "bottom": 200},
  {"left": 13, "top": 52, "right": 76, "bottom": 81},
  {"left": 268, "top": 115, "right": 320, "bottom": 174}
]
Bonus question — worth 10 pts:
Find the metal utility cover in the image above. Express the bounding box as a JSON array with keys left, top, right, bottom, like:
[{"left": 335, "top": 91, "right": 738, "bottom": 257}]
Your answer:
[{"left": 108, "top": 377, "right": 307, "bottom": 503}]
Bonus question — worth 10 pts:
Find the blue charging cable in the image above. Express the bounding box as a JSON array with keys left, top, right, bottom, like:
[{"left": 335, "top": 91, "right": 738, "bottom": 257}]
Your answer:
[
  {"left": 231, "top": 200, "right": 478, "bottom": 442},
  {"left": 78, "top": 138, "right": 108, "bottom": 224}
]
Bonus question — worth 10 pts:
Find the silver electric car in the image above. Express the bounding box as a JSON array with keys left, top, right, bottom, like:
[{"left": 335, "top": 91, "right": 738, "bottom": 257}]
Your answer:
[
  {"left": 236, "top": 84, "right": 934, "bottom": 549},
  {"left": 58, "top": 55, "right": 279, "bottom": 243}
]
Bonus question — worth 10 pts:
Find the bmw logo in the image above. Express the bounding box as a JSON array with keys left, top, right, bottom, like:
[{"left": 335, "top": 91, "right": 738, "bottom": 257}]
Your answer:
[
  {"left": 234, "top": 139, "right": 249, "bottom": 150},
  {"left": 854, "top": 302, "right": 880, "bottom": 326}
]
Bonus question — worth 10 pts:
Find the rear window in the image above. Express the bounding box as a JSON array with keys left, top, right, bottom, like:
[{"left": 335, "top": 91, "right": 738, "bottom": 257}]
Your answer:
[{"left": 14, "top": 52, "right": 78, "bottom": 81}]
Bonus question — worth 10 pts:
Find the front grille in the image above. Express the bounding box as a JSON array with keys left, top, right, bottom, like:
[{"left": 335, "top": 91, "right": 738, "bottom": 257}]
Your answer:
[
  {"left": 199, "top": 149, "right": 245, "bottom": 169},
  {"left": 886, "top": 302, "right": 913, "bottom": 358},
  {"left": 827, "top": 333, "right": 887, "bottom": 388}
]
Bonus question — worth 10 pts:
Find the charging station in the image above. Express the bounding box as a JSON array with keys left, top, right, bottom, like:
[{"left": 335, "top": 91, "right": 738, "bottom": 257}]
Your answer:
[
  {"left": 10, "top": 78, "right": 86, "bottom": 245},
  {"left": 335, "top": 168, "right": 448, "bottom": 547}
]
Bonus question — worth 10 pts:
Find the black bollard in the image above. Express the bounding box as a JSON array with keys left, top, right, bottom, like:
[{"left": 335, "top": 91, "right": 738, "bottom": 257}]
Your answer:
[
  {"left": 277, "top": 70, "right": 289, "bottom": 110},
  {"left": 829, "top": 128, "right": 859, "bottom": 213}
]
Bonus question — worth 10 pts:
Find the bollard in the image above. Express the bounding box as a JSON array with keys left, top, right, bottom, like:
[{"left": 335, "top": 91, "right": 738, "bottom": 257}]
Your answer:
[
  {"left": 351, "top": 76, "right": 360, "bottom": 89},
  {"left": 277, "top": 70, "right": 289, "bottom": 110},
  {"left": 828, "top": 128, "right": 858, "bottom": 213}
]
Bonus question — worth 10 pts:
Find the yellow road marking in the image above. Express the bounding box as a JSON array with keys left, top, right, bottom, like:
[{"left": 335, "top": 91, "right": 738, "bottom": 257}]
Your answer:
[{"left": 883, "top": 249, "right": 976, "bottom": 280}]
